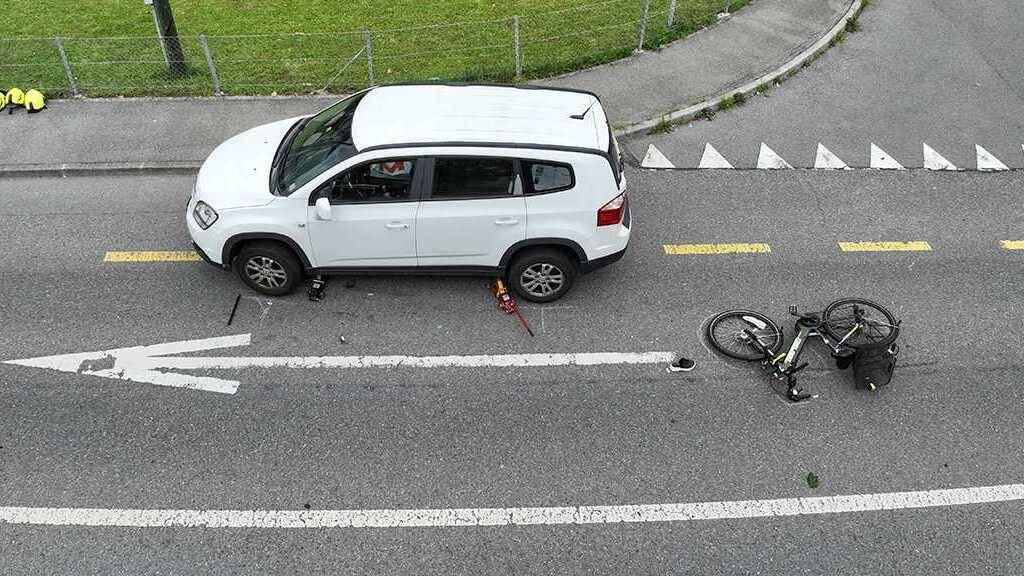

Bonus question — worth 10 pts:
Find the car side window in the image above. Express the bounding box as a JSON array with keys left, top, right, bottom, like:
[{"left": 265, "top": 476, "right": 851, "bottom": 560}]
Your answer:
[
  {"left": 317, "top": 159, "right": 417, "bottom": 204},
  {"left": 432, "top": 157, "right": 515, "bottom": 199},
  {"left": 524, "top": 161, "right": 574, "bottom": 194}
]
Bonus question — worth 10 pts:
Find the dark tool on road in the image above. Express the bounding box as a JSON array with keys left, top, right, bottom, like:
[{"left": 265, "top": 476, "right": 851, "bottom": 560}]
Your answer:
[
  {"left": 307, "top": 275, "right": 327, "bottom": 301},
  {"left": 705, "top": 299, "right": 900, "bottom": 403},
  {"left": 226, "top": 294, "right": 241, "bottom": 326},
  {"left": 492, "top": 279, "right": 534, "bottom": 337}
]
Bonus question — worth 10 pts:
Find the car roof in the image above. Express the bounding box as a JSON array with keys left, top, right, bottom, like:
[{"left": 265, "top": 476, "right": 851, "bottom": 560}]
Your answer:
[{"left": 350, "top": 84, "right": 610, "bottom": 154}]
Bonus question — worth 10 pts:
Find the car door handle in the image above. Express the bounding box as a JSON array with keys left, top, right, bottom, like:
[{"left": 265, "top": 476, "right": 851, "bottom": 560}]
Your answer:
[
  {"left": 385, "top": 222, "right": 409, "bottom": 229},
  {"left": 494, "top": 217, "right": 519, "bottom": 226}
]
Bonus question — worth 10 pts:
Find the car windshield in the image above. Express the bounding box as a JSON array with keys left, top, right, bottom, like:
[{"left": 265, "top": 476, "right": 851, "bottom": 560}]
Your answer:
[{"left": 273, "top": 91, "right": 368, "bottom": 195}]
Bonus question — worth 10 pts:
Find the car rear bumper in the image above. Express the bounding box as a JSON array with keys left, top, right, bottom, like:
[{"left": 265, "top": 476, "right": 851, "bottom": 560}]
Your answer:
[{"left": 582, "top": 245, "right": 626, "bottom": 274}]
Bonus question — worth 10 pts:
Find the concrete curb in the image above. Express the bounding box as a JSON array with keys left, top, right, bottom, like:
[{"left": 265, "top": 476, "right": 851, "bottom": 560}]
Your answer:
[
  {"left": 0, "top": 161, "right": 202, "bottom": 178},
  {"left": 613, "top": 0, "right": 865, "bottom": 139}
]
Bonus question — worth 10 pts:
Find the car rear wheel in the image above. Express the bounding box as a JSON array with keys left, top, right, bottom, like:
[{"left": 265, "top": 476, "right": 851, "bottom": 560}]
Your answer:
[
  {"left": 509, "top": 248, "right": 577, "bottom": 303},
  {"left": 233, "top": 241, "right": 302, "bottom": 296}
]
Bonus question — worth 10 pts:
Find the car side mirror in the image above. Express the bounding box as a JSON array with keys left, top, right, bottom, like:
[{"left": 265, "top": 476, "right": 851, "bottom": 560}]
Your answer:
[{"left": 315, "top": 197, "right": 332, "bottom": 221}]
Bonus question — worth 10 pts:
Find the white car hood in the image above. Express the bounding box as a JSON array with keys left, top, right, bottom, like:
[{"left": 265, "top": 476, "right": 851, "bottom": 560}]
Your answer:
[{"left": 194, "top": 116, "right": 305, "bottom": 209}]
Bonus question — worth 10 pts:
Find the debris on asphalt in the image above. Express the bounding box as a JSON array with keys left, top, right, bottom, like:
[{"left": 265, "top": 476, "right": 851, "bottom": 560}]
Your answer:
[
  {"left": 307, "top": 275, "right": 327, "bottom": 301},
  {"left": 226, "top": 294, "right": 241, "bottom": 326},
  {"left": 806, "top": 472, "right": 820, "bottom": 489}
]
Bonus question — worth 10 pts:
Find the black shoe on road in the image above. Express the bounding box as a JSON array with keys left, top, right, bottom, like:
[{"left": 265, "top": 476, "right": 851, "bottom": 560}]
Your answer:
[{"left": 667, "top": 357, "right": 696, "bottom": 372}]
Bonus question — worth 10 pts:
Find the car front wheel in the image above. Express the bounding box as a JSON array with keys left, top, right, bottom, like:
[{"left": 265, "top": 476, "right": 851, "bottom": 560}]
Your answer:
[
  {"left": 508, "top": 248, "right": 577, "bottom": 303},
  {"left": 233, "top": 241, "right": 302, "bottom": 296}
]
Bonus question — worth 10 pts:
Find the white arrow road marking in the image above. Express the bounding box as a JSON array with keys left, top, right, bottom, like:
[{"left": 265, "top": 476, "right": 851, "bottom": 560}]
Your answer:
[
  {"left": 976, "top": 144, "right": 1009, "bottom": 171},
  {"left": 4, "top": 334, "right": 252, "bottom": 394},
  {"left": 698, "top": 143, "right": 734, "bottom": 169},
  {"left": 869, "top": 143, "right": 904, "bottom": 170},
  {"left": 2, "top": 483, "right": 1021, "bottom": 529},
  {"left": 922, "top": 143, "right": 957, "bottom": 171},
  {"left": 756, "top": 143, "right": 793, "bottom": 169},
  {"left": 641, "top": 144, "right": 676, "bottom": 169},
  {"left": 813, "top": 143, "right": 850, "bottom": 169},
  {"left": 3, "top": 334, "right": 675, "bottom": 395}
]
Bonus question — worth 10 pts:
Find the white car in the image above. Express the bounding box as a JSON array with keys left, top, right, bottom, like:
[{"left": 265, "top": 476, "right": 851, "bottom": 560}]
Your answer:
[{"left": 187, "top": 83, "right": 629, "bottom": 302}]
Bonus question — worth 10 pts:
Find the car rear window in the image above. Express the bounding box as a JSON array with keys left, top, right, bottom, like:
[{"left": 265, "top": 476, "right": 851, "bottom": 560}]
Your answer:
[{"left": 523, "top": 161, "right": 574, "bottom": 194}]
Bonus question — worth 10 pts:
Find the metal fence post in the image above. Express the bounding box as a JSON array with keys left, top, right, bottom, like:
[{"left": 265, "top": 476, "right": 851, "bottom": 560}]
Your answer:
[
  {"left": 512, "top": 16, "right": 523, "bottom": 78},
  {"left": 363, "top": 31, "right": 376, "bottom": 86},
  {"left": 198, "top": 35, "right": 223, "bottom": 96},
  {"left": 667, "top": 0, "right": 678, "bottom": 28},
  {"left": 54, "top": 37, "right": 80, "bottom": 97},
  {"left": 636, "top": 0, "right": 651, "bottom": 52}
]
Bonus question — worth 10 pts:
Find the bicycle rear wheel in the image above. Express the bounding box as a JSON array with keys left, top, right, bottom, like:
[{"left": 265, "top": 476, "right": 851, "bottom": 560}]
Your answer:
[
  {"left": 706, "top": 310, "right": 783, "bottom": 360},
  {"left": 821, "top": 298, "right": 899, "bottom": 349}
]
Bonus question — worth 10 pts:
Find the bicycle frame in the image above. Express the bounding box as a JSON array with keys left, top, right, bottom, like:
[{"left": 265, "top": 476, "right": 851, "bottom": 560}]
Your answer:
[{"left": 744, "top": 307, "right": 865, "bottom": 401}]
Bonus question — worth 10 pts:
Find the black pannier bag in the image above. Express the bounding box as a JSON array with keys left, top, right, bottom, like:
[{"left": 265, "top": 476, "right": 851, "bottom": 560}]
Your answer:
[{"left": 852, "top": 341, "right": 899, "bottom": 390}]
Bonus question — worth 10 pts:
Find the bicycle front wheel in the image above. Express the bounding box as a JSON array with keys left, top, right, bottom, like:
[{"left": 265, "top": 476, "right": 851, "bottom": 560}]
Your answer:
[
  {"left": 706, "top": 310, "right": 783, "bottom": 361},
  {"left": 822, "top": 298, "right": 899, "bottom": 349}
]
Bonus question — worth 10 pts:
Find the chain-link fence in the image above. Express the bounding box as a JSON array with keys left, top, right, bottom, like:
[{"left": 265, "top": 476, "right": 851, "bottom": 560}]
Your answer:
[{"left": 0, "top": 0, "right": 743, "bottom": 97}]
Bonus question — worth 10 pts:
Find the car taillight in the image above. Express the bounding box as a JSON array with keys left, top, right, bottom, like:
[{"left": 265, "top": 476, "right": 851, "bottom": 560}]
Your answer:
[{"left": 597, "top": 192, "right": 627, "bottom": 227}]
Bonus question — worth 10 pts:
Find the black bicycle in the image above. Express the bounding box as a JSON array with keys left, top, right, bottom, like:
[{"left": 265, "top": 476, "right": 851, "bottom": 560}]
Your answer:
[{"left": 705, "top": 298, "right": 900, "bottom": 402}]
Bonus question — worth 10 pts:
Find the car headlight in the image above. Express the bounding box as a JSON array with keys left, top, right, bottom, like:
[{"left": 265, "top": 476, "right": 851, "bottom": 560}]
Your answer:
[{"left": 193, "top": 201, "right": 219, "bottom": 229}]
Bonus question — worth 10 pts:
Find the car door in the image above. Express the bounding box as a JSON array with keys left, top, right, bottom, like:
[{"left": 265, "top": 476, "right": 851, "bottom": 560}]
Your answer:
[
  {"left": 306, "top": 157, "right": 422, "bottom": 268},
  {"left": 415, "top": 156, "right": 527, "bottom": 268}
]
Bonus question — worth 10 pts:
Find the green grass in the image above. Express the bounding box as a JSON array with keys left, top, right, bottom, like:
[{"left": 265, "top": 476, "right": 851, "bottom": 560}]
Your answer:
[{"left": 0, "top": 0, "right": 748, "bottom": 97}]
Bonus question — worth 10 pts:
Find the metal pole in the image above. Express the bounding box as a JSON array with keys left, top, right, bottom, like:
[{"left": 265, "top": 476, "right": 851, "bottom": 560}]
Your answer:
[
  {"left": 54, "top": 37, "right": 80, "bottom": 97},
  {"left": 149, "top": 0, "right": 188, "bottom": 78},
  {"left": 512, "top": 16, "right": 522, "bottom": 78},
  {"left": 198, "top": 35, "right": 222, "bottom": 96},
  {"left": 667, "top": 0, "right": 678, "bottom": 28},
  {"left": 636, "top": 0, "right": 650, "bottom": 52},
  {"left": 363, "top": 31, "right": 375, "bottom": 86}
]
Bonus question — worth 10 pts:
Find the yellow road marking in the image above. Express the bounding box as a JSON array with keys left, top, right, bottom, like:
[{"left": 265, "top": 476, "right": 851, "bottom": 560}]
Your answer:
[
  {"left": 1000, "top": 240, "right": 1024, "bottom": 250},
  {"left": 837, "top": 241, "right": 932, "bottom": 252},
  {"left": 103, "top": 251, "right": 202, "bottom": 263},
  {"left": 663, "top": 243, "right": 771, "bottom": 255}
]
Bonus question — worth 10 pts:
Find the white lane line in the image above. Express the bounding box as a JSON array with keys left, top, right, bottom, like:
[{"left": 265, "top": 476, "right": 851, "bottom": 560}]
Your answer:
[
  {"left": 922, "top": 143, "right": 957, "bottom": 171},
  {"left": 641, "top": 144, "right": 676, "bottom": 169},
  {"left": 3, "top": 484, "right": 1022, "bottom": 529},
  {"left": 813, "top": 143, "right": 850, "bottom": 169},
  {"left": 698, "top": 143, "right": 734, "bottom": 169},
  {"left": 870, "top": 143, "right": 904, "bottom": 170},
  {"left": 756, "top": 143, "right": 793, "bottom": 169},
  {"left": 143, "top": 352, "right": 677, "bottom": 371},
  {"left": 976, "top": 144, "right": 1009, "bottom": 171}
]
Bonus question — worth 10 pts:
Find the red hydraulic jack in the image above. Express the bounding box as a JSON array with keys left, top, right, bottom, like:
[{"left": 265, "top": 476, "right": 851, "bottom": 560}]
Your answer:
[{"left": 491, "top": 279, "right": 534, "bottom": 337}]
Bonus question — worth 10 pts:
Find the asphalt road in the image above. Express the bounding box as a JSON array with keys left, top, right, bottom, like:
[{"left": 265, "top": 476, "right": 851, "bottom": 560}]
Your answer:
[
  {"left": 627, "top": 0, "right": 1024, "bottom": 169},
  {"left": 1, "top": 168, "right": 1023, "bottom": 574}
]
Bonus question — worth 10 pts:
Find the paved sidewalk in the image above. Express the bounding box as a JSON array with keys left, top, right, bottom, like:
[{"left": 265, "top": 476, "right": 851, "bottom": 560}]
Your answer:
[{"left": 1, "top": 0, "right": 852, "bottom": 171}]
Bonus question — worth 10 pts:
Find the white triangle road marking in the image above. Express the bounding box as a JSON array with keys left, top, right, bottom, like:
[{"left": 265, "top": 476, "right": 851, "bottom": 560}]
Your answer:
[
  {"left": 814, "top": 143, "right": 850, "bottom": 169},
  {"left": 698, "top": 143, "right": 734, "bottom": 169},
  {"left": 922, "top": 143, "right": 957, "bottom": 171},
  {"left": 641, "top": 144, "right": 676, "bottom": 169},
  {"left": 870, "top": 143, "right": 904, "bottom": 170},
  {"left": 756, "top": 143, "right": 793, "bottom": 169},
  {"left": 976, "top": 144, "right": 1008, "bottom": 171}
]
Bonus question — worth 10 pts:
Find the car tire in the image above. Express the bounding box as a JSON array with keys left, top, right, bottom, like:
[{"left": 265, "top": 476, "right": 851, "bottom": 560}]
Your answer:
[
  {"left": 508, "top": 248, "right": 577, "bottom": 303},
  {"left": 233, "top": 241, "right": 302, "bottom": 296}
]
